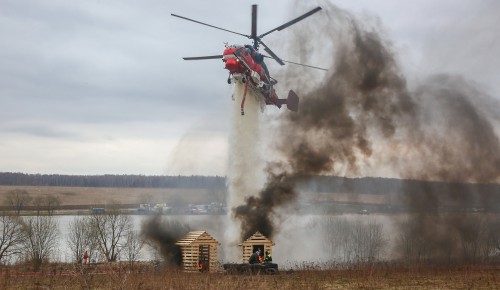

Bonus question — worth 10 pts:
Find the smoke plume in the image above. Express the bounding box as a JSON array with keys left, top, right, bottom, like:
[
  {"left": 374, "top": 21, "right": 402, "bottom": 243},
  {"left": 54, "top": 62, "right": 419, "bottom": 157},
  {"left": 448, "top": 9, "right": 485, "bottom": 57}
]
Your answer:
[
  {"left": 233, "top": 0, "right": 500, "bottom": 257},
  {"left": 141, "top": 216, "right": 190, "bottom": 266},
  {"left": 234, "top": 2, "right": 415, "bottom": 240}
]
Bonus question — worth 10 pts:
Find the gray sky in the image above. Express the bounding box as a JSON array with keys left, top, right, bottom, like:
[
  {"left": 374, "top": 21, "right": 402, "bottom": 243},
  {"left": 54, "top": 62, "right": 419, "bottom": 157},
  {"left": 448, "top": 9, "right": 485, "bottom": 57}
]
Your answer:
[{"left": 1, "top": 0, "right": 498, "bottom": 175}]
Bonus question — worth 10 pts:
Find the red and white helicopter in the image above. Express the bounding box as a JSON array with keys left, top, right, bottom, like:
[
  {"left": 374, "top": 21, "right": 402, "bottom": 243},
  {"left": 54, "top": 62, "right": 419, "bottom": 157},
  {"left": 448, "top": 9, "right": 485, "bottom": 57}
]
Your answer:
[{"left": 172, "top": 5, "right": 326, "bottom": 115}]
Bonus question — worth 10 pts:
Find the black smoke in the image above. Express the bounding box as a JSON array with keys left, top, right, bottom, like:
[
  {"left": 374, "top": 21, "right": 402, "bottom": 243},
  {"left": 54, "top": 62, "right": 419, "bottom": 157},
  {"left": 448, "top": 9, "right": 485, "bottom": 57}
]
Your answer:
[
  {"left": 233, "top": 1, "right": 500, "bottom": 258},
  {"left": 396, "top": 75, "right": 500, "bottom": 261},
  {"left": 141, "top": 216, "right": 190, "bottom": 266},
  {"left": 234, "top": 2, "right": 415, "bottom": 240}
]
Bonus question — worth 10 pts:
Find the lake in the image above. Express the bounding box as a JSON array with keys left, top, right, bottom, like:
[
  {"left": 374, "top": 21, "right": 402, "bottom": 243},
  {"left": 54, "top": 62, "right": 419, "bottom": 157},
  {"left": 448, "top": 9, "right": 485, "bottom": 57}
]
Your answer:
[{"left": 51, "top": 213, "right": 402, "bottom": 265}]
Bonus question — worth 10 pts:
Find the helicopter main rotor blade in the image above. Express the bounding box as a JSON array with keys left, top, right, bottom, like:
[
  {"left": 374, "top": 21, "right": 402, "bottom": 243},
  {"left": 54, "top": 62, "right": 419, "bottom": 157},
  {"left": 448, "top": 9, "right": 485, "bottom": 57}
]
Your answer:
[
  {"left": 262, "top": 55, "right": 328, "bottom": 71},
  {"left": 251, "top": 5, "right": 257, "bottom": 41},
  {"left": 258, "top": 41, "right": 285, "bottom": 65},
  {"left": 171, "top": 14, "right": 249, "bottom": 38},
  {"left": 259, "top": 7, "right": 322, "bottom": 38},
  {"left": 182, "top": 55, "right": 223, "bottom": 60}
]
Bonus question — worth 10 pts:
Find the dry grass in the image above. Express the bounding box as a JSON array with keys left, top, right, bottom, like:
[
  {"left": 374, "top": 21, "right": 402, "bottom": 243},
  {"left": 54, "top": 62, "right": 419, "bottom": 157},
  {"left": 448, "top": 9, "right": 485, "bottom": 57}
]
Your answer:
[
  {"left": 0, "top": 185, "right": 385, "bottom": 208},
  {"left": 0, "top": 262, "right": 498, "bottom": 289},
  {"left": 0, "top": 186, "right": 212, "bottom": 206}
]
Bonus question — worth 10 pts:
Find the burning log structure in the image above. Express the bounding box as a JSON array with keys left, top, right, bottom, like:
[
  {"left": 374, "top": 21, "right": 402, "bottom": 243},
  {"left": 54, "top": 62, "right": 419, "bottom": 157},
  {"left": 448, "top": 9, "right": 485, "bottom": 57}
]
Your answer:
[
  {"left": 223, "top": 231, "right": 278, "bottom": 274},
  {"left": 175, "top": 231, "right": 219, "bottom": 272},
  {"left": 239, "top": 231, "right": 274, "bottom": 264}
]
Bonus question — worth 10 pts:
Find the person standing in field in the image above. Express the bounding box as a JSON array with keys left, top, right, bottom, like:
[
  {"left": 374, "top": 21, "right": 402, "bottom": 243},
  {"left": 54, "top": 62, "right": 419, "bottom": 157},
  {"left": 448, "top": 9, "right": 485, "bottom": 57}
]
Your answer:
[{"left": 83, "top": 250, "right": 89, "bottom": 264}]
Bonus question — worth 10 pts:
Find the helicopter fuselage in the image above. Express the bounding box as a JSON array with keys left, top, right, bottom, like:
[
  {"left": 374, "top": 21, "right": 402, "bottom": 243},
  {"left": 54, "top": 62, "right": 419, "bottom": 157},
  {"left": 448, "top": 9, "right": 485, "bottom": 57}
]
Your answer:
[{"left": 222, "top": 45, "right": 288, "bottom": 115}]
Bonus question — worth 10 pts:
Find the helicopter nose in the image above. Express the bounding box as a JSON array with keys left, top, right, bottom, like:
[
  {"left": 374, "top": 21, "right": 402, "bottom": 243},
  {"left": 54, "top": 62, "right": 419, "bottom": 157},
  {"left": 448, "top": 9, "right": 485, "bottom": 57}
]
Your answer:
[{"left": 225, "top": 58, "right": 240, "bottom": 72}]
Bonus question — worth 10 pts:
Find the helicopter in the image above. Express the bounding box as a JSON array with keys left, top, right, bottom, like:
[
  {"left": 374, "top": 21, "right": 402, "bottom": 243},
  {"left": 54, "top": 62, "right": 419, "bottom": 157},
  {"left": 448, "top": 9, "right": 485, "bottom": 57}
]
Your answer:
[{"left": 172, "top": 5, "right": 325, "bottom": 115}]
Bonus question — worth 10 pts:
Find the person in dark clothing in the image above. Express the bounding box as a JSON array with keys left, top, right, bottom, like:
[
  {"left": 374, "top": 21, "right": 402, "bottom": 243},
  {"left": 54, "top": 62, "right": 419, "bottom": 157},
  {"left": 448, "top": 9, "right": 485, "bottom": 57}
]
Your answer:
[{"left": 248, "top": 249, "right": 261, "bottom": 264}]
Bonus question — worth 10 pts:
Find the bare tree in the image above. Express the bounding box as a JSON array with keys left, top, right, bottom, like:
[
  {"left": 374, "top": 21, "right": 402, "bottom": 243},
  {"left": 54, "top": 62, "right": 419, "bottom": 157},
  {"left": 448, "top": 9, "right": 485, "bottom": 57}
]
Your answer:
[
  {"left": 4, "top": 189, "right": 32, "bottom": 215},
  {"left": 32, "top": 196, "right": 45, "bottom": 216},
  {"left": 483, "top": 217, "right": 500, "bottom": 259},
  {"left": 322, "top": 217, "right": 385, "bottom": 264},
  {"left": 67, "top": 216, "right": 90, "bottom": 263},
  {"left": 21, "top": 215, "right": 59, "bottom": 270},
  {"left": 458, "top": 216, "right": 486, "bottom": 261},
  {"left": 0, "top": 213, "right": 24, "bottom": 264},
  {"left": 323, "top": 217, "right": 354, "bottom": 262},
  {"left": 87, "top": 210, "right": 132, "bottom": 262},
  {"left": 360, "top": 221, "right": 385, "bottom": 262},
  {"left": 45, "top": 196, "right": 61, "bottom": 215},
  {"left": 493, "top": 226, "right": 500, "bottom": 252},
  {"left": 397, "top": 219, "right": 432, "bottom": 262},
  {"left": 123, "top": 230, "right": 144, "bottom": 265},
  {"left": 32, "top": 195, "right": 62, "bottom": 216},
  {"left": 397, "top": 215, "right": 498, "bottom": 263}
]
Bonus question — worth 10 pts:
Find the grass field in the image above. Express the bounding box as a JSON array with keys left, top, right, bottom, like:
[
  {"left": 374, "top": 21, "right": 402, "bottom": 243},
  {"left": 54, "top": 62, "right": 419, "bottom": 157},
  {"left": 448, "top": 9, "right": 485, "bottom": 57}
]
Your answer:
[
  {"left": 0, "top": 185, "right": 386, "bottom": 208},
  {"left": 0, "top": 262, "right": 498, "bottom": 289},
  {"left": 0, "top": 185, "right": 217, "bottom": 206}
]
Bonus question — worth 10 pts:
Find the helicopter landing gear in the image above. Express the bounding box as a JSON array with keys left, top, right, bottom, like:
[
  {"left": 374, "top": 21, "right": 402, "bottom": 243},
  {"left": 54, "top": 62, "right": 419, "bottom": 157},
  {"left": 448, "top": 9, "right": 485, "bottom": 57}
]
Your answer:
[{"left": 227, "top": 77, "right": 231, "bottom": 84}]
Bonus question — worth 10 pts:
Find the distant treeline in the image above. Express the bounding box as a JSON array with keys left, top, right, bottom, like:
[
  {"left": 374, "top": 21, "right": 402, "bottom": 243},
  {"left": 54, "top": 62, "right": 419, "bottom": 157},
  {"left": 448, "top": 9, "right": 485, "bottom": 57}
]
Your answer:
[
  {"left": 0, "top": 172, "right": 226, "bottom": 189},
  {"left": 298, "top": 176, "right": 500, "bottom": 195},
  {"left": 0, "top": 172, "right": 498, "bottom": 195}
]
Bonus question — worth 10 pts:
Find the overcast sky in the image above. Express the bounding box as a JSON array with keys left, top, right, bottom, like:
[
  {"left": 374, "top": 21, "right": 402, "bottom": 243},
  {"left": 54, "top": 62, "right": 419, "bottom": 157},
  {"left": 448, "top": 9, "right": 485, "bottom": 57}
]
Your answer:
[{"left": 1, "top": 0, "right": 498, "bottom": 176}]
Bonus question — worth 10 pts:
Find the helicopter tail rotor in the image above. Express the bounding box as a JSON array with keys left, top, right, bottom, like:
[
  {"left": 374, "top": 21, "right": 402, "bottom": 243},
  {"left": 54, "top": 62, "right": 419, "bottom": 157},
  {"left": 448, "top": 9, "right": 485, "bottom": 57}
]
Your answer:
[
  {"left": 276, "top": 90, "right": 299, "bottom": 112},
  {"left": 286, "top": 90, "right": 299, "bottom": 112}
]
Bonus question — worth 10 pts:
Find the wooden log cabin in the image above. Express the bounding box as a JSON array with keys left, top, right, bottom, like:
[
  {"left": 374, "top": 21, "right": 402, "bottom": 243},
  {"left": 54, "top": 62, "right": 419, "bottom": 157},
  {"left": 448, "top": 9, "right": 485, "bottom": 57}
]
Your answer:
[
  {"left": 239, "top": 231, "right": 274, "bottom": 263},
  {"left": 175, "top": 231, "right": 219, "bottom": 272}
]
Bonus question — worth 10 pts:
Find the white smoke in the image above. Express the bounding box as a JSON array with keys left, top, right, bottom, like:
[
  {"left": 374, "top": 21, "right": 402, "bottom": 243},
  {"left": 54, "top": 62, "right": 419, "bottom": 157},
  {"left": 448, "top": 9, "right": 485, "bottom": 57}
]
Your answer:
[{"left": 223, "top": 82, "right": 266, "bottom": 261}]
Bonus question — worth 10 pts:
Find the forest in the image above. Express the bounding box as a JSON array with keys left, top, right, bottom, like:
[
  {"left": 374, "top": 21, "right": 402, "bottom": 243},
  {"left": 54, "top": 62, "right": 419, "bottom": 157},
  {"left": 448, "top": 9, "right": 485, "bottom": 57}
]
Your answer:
[
  {"left": 0, "top": 172, "right": 226, "bottom": 189},
  {"left": 0, "top": 172, "right": 498, "bottom": 196}
]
